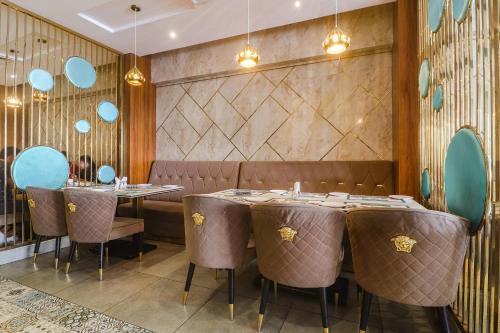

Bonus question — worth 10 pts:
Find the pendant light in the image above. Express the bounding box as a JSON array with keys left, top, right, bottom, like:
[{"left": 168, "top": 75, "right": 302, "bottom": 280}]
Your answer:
[
  {"left": 322, "top": 0, "right": 350, "bottom": 55},
  {"left": 4, "top": 95, "right": 22, "bottom": 109},
  {"left": 125, "top": 4, "right": 146, "bottom": 86},
  {"left": 236, "top": 0, "right": 260, "bottom": 68}
]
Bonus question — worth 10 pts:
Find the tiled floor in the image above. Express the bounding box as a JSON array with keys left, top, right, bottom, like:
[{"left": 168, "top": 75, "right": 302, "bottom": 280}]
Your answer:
[{"left": 0, "top": 241, "right": 457, "bottom": 333}]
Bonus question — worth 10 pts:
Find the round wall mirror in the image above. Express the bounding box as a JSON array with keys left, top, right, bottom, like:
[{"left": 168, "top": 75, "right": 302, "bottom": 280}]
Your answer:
[
  {"left": 97, "top": 165, "right": 116, "bottom": 184},
  {"left": 453, "top": 0, "right": 471, "bottom": 23},
  {"left": 64, "top": 56, "right": 96, "bottom": 89},
  {"left": 28, "top": 68, "right": 54, "bottom": 92},
  {"left": 444, "top": 127, "right": 488, "bottom": 233},
  {"left": 11, "top": 146, "right": 69, "bottom": 190},
  {"left": 428, "top": 0, "right": 445, "bottom": 33},
  {"left": 75, "top": 120, "right": 91, "bottom": 134},
  {"left": 419, "top": 59, "right": 430, "bottom": 98},
  {"left": 433, "top": 85, "right": 443, "bottom": 112},
  {"left": 97, "top": 101, "right": 119, "bottom": 123}
]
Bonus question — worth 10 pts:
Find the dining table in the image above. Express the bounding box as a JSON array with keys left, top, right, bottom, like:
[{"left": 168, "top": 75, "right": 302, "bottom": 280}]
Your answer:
[{"left": 75, "top": 184, "right": 184, "bottom": 259}]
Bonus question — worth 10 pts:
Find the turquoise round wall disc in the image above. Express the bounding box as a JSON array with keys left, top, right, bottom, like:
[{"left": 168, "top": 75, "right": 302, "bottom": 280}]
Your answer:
[
  {"left": 97, "top": 165, "right": 116, "bottom": 184},
  {"left": 444, "top": 128, "right": 487, "bottom": 232},
  {"left": 28, "top": 68, "right": 54, "bottom": 92},
  {"left": 11, "top": 146, "right": 69, "bottom": 191},
  {"left": 421, "top": 168, "right": 431, "bottom": 200},
  {"left": 453, "top": 0, "right": 470, "bottom": 23},
  {"left": 97, "top": 101, "right": 119, "bottom": 123},
  {"left": 419, "top": 59, "right": 430, "bottom": 98},
  {"left": 75, "top": 120, "right": 91, "bottom": 134},
  {"left": 64, "top": 56, "right": 96, "bottom": 89},
  {"left": 428, "top": 0, "right": 445, "bottom": 33},
  {"left": 433, "top": 85, "right": 443, "bottom": 112}
]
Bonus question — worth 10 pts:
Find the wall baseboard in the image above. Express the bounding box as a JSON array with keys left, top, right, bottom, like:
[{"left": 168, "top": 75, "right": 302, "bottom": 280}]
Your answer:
[{"left": 0, "top": 237, "right": 70, "bottom": 265}]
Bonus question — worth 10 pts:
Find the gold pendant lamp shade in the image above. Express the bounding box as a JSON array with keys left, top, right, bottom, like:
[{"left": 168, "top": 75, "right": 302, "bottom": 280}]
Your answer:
[
  {"left": 125, "top": 4, "right": 146, "bottom": 86},
  {"left": 236, "top": 0, "right": 260, "bottom": 68},
  {"left": 323, "top": 0, "right": 350, "bottom": 55}
]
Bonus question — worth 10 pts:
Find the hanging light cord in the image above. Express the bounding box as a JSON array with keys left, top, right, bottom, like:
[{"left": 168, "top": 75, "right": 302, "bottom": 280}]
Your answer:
[
  {"left": 247, "top": 0, "right": 250, "bottom": 45},
  {"left": 335, "top": 0, "right": 338, "bottom": 28},
  {"left": 134, "top": 6, "right": 137, "bottom": 67}
]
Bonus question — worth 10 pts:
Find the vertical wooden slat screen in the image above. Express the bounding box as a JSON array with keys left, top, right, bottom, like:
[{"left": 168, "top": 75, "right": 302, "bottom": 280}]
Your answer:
[
  {"left": 418, "top": 0, "right": 499, "bottom": 332},
  {"left": 0, "top": 1, "right": 122, "bottom": 250}
]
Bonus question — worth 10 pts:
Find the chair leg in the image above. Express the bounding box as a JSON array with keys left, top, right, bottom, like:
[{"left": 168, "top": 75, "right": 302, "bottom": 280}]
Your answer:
[
  {"left": 137, "top": 232, "right": 144, "bottom": 262},
  {"left": 437, "top": 307, "right": 451, "bottom": 333},
  {"left": 54, "top": 237, "right": 62, "bottom": 269},
  {"left": 65, "top": 241, "right": 78, "bottom": 274},
  {"left": 98, "top": 242, "right": 104, "bottom": 281},
  {"left": 359, "top": 290, "right": 373, "bottom": 333},
  {"left": 183, "top": 262, "right": 196, "bottom": 305},
  {"left": 228, "top": 269, "right": 235, "bottom": 320},
  {"left": 33, "top": 235, "right": 42, "bottom": 263},
  {"left": 319, "top": 287, "right": 329, "bottom": 333},
  {"left": 257, "top": 278, "right": 271, "bottom": 332},
  {"left": 74, "top": 243, "right": 79, "bottom": 261},
  {"left": 105, "top": 242, "right": 109, "bottom": 265}
]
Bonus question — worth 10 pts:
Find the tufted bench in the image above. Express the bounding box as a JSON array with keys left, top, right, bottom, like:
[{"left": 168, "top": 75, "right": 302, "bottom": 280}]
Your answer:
[{"left": 117, "top": 160, "right": 394, "bottom": 244}]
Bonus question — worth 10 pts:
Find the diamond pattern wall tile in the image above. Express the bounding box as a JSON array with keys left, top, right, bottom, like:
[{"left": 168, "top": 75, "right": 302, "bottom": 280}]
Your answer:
[
  {"left": 188, "top": 77, "right": 226, "bottom": 107},
  {"left": 186, "top": 126, "right": 234, "bottom": 161},
  {"left": 232, "top": 73, "right": 275, "bottom": 119},
  {"left": 156, "top": 128, "right": 185, "bottom": 160},
  {"left": 204, "top": 92, "right": 245, "bottom": 138},
  {"left": 219, "top": 73, "right": 254, "bottom": 102},
  {"left": 176, "top": 94, "right": 212, "bottom": 136},
  {"left": 262, "top": 67, "right": 292, "bottom": 86},
  {"left": 268, "top": 103, "right": 342, "bottom": 160},
  {"left": 232, "top": 98, "right": 289, "bottom": 159},
  {"left": 181, "top": 82, "right": 192, "bottom": 91},
  {"left": 271, "top": 82, "right": 304, "bottom": 114},
  {"left": 225, "top": 148, "right": 246, "bottom": 161},
  {"left": 156, "top": 85, "right": 185, "bottom": 129},
  {"left": 251, "top": 143, "right": 283, "bottom": 161},
  {"left": 323, "top": 133, "right": 378, "bottom": 161},
  {"left": 162, "top": 109, "right": 200, "bottom": 154}
]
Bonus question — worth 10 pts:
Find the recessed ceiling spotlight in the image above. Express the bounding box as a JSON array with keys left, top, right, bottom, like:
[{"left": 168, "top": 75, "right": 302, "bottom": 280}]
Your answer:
[
  {"left": 294, "top": 1, "right": 301, "bottom": 8},
  {"left": 169, "top": 31, "right": 177, "bottom": 39}
]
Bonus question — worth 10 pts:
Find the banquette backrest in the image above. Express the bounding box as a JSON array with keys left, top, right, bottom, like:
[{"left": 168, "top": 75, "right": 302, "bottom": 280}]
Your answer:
[
  {"left": 147, "top": 161, "right": 395, "bottom": 201},
  {"left": 147, "top": 161, "right": 241, "bottom": 202},
  {"left": 237, "top": 161, "right": 395, "bottom": 195}
]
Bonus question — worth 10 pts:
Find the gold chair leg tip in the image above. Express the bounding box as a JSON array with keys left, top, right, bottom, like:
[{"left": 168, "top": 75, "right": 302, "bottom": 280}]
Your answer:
[
  {"left": 257, "top": 314, "right": 264, "bottom": 332},
  {"left": 228, "top": 304, "right": 234, "bottom": 321},
  {"left": 98, "top": 269, "right": 103, "bottom": 281},
  {"left": 32, "top": 254, "right": 37, "bottom": 263},
  {"left": 182, "top": 292, "right": 189, "bottom": 305},
  {"left": 359, "top": 330, "right": 366, "bottom": 333},
  {"left": 139, "top": 251, "right": 143, "bottom": 262},
  {"left": 323, "top": 328, "right": 330, "bottom": 333},
  {"left": 54, "top": 258, "right": 59, "bottom": 270},
  {"left": 65, "top": 263, "right": 71, "bottom": 274}
]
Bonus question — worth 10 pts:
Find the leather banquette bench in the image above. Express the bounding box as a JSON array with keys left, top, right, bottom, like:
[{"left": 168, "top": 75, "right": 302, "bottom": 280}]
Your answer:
[{"left": 117, "top": 160, "right": 395, "bottom": 244}]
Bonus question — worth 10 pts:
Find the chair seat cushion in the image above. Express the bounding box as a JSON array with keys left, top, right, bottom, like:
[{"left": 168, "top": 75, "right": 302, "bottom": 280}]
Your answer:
[
  {"left": 109, "top": 217, "right": 144, "bottom": 241},
  {"left": 116, "top": 201, "right": 185, "bottom": 242}
]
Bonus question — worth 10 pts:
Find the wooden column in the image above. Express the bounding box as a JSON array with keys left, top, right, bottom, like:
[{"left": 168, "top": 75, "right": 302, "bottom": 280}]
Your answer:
[
  {"left": 392, "top": 0, "right": 419, "bottom": 198},
  {"left": 122, "top": 54, "right": 156, "bottom": 184}
]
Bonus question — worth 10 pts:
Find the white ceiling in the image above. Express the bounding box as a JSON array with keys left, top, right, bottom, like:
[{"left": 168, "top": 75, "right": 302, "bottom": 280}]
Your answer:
[{"left": 10, "top": 0, "right": 394, "bottom": 56}]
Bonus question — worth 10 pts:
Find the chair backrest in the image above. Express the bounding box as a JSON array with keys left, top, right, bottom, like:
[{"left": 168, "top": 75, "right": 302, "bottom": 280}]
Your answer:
[
  {"left": 250, "top": 203, "right": 345, "bottom": 288},
  {"left": 26, "top": 187, "right": 67, "bottom": 237},
  {"left": 347, "top": 208, "right": 469, "bottom": 307},
  {"left": 63, "top": 189, "right": 117, "bottom": 243},
  {"left": 183, "top": 195, "right": 251, "bottom": 269}
]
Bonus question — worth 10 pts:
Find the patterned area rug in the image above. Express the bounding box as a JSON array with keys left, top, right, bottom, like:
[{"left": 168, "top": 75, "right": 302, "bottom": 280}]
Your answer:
[{"left": 0, "top": 277, "right": 152, "bottom": 333}]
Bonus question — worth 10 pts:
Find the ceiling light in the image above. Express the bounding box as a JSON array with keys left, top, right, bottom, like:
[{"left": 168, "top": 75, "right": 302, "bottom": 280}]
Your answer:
[
  {"left": 125, "top": 4, "right": 146, "bottom": 87},
  {"left": 4, "top": 96, "right": 22, "bottom": 109},
  {"left": 294, "top": 1, "right": 301, "bottom": 8},
  {"left": 236, "top": 0, "right": 260, "bottom": 68},
  {"left": 323, "top": 0, "right": 350, "bottom": 55},
  {"left": 169, "top": 31, "right": 177, "bottom": 39}
]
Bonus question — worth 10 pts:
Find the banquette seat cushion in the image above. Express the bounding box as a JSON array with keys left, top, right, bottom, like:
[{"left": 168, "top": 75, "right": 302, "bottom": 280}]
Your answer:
[{"left": 117, "top": 160, "right": 395, "bottom": 244}]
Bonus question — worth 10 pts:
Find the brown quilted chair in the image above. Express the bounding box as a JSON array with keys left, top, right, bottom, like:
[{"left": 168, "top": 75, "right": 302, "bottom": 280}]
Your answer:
[
  {"left": 62, "top": 189, "right": 145, "bottom": 281},
  {"left": 25, "top": 187, "right": 67, "bottom": 269},
  {"left": 346, "top": 208, "right": 469, "bottom": 333},
  {"left": 250, "top": 203, "right": 346, "bottom": 333},
  {"left": 182, "top": 195, "right": 251, "bottom": 321}
]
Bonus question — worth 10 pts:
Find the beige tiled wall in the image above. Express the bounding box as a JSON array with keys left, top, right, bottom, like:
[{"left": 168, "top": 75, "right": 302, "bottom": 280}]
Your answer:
[{"left": 152, "top": 4, "right": 394, "bottom": 161}]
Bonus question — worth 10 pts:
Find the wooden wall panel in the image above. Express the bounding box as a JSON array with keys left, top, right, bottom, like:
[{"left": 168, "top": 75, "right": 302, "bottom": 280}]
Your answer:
[
  {"left": 122, "top": 54, "right": 156, "bottom": 184},
  {"left": 393, "top": 0, "right": 419, "bottom": 198}
]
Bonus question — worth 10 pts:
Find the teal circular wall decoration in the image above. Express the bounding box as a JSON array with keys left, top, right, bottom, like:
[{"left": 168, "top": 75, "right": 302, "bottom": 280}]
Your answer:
[
  {"left": 428, "top": 0, "right": 446, "bottom": 33},
  {"left": 419, "top": 59, "right": 430, "bottom": 98},
  {"left": 433, "top": 85, "right": 443, "bottom": 112},
  {"left": 421, "top": 168, "right": 431, "bottom": 200},
  {"left": 11, "top": 146, "right": 69, "bottom": 191},
  {"left": 444, "top": 127, "right": 487, "bottom": 232},
  {"left": 64, "top": 56, "right": 96, "bottom": 89},
  {"left": 28, "top": 69, "right": 54, "bottom": 92},
  {"left": 75, "top": 120, "right": 91, "bottom": 134},
  {"left": 97, "top": 101, "right": 119, "bottom": 123},
  {"left": 453, "top": 0, "right": 470, "bottom": 23},
  {"left": 97, "top": 165, "right": 116, "bottom": 184}
]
